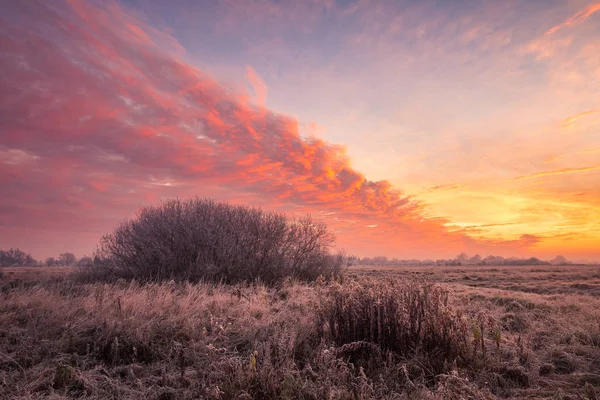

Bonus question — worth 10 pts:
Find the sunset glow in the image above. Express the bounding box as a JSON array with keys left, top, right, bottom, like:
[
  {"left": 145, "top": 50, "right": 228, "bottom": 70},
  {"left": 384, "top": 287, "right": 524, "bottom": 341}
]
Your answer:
[{"left": 1, "top": 0, "right": 599, "bottom": 261}]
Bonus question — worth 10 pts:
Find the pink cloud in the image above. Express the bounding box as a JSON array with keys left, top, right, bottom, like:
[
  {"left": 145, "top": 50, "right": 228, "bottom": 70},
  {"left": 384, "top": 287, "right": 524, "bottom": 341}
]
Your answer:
[
  {"left": 246, "top": 66, "right": 269, "bottom": 107},
  {"left": 0, "top": 0, "right": 547, "bottom": 259},
  {"left": 546, "top": 2, "right": 600, "bottom": 36}
]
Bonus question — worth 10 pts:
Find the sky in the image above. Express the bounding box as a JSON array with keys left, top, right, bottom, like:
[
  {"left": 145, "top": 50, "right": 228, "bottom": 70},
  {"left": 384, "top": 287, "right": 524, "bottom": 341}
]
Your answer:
[{"left": 1, "top": 0, "right": 599, "bottom": 261}]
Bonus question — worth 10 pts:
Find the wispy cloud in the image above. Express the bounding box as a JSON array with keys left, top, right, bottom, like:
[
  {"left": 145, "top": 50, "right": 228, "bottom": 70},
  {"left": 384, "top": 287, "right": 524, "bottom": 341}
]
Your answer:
[
  {"left": 561, "top": 109, "right": 600, "bottom": 128},
  {"left": 513, "top": 166, "right": 600, "bottom": 180},
  {"left": 546, "top": 147, "right": 600, "bottom": 163},
  {"left": 580, "top": 147, "right": 600, "bottom": 155},
  {"left": 427, "top": 184, "right": 462, "bottom": 192},
  {"left": 545, "top": 2, "right": 600, "bottom": 36},
  {"left": 0, "top": 148, "right": 40, "bottom": 165},
  {"left": 246, "top": 65, "right": 268, "bottom": 107}
]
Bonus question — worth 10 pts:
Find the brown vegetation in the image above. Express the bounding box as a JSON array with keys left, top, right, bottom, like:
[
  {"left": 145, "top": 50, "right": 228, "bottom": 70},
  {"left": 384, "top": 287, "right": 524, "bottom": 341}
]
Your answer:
[{"left": 1, "top": 264, "right": 600, "bottom": 399}]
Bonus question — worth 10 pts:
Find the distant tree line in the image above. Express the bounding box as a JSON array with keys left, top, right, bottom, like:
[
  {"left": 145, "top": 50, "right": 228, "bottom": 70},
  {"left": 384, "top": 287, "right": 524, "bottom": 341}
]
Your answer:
[
  {"left": 0, "top": 248, "right": 37, "bottom": 267},
  {"left": 0, "top": 248, "right": 94, "bottom": 267},
  {"left": 350, "top": 253, "right": 578, "bottom": 267}
]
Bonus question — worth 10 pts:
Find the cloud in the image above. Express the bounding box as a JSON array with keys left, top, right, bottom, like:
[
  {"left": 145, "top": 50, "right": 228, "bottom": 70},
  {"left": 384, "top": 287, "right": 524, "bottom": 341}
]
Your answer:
[
  {"left": 0, "top": 0, "right": 481, "bottom": 258},
  {"left": 561, "top": 109, "right": 600, "bottom": 128},
  {"left": 545, "top": 2, "right": 600, "bottom": 36},
  {"left": 461, "top": 222, "right": 524, "bottom": 230},
  {"left": 580, "top": 147, "right": 600, "bottom": 155},
  {"left": 513, "top": 165, "right": 600, "bottom": 180},
  {"left": 246, "top": 65, "right": 268, "bottom": 107},
  {"left": 522, "top": 3, "right": 600, "bottom": 100},
  {"left": 0, "top": 148, "right": 40, "bottom": 165},
  {"left": 516, "top": 234, "right": 542, "bottom": 247},
  {"left": 0, "top": 0, "right": 572, "bottom": 259},
  {"left": 427, "top": 184, "right": 462, "bottom": 192}
]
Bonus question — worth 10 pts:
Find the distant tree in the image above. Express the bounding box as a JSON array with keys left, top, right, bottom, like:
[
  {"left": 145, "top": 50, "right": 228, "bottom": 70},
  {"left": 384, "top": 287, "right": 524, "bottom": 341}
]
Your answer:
[
  {"left": 469, "top": 254, "right": 482, "bottom": 265},
  {"left": 456, "top": 253, "right": 469, "bottom": 264},
  {"left": 59, "top": 252, "right": 77, "bottom": 266},
  {"left": 360, "top": 257, "right": 373, "bottom": 265},
  {"left": 45, "top": 257, "right": 57, "bottom": 267},
  {"left": 506, "top": 257, "right": 520, "bottom": 265},
  {"left": 528, "top": 257, "right": 544, "bottom": 265},
  {"left": 76, "top": 256, "right": 93, "bottom": 268},
  {"left": 346, "top": 255, "right": 358, "bottom": 266},
  {"left": 483, "top": 255, "right": 504, "bottom": 265},
  {"left": 373, "top": 256, "right": 388, "bottom": 265},
  {"left": 551, "top": 255, "right": 569, "bottom": 266},
  {"left": 0, "top": 248, "right": 37, "bottom": 266}
]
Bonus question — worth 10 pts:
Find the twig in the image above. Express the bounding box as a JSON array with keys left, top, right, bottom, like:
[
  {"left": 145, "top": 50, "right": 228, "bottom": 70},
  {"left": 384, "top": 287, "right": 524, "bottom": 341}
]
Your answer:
[{"left": 0, "top": 351, "right": 26, "bottom": 379}]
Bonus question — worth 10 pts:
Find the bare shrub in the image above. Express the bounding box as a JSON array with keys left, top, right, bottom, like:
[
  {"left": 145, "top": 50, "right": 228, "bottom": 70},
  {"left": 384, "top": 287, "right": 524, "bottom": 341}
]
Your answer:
[
  {"left": 321, "top": 278, "right": 471, "bottom": 376},
  {"left": 84, "top": 198, "right": 346, "bottom": 284}
]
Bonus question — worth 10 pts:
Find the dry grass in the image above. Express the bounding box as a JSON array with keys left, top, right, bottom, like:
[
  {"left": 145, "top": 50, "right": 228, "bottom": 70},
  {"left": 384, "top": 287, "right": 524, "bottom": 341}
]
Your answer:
[
  {"left": 0, "top": 266, "right": 75, "bottom": 284},
  {"left": 1, "top": 279, "right": 326, "bottom": 399},
  {"left": 1, "top": 264, "right": 599, "bottom": 398},
  {"left": 322, "top": 279, "right": 471, "bottom": 377},
  {"left": 351, "top": 264, "right": 600, "bottom": 398}
]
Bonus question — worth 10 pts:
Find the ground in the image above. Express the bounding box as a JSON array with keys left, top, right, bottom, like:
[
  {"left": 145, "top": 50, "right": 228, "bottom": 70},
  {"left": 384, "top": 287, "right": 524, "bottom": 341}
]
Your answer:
[
  {"left": 352, "top": 264, "right": 600, "bottom": 397},
  {"left": 1, "top": 264, "right": 600, "bottom": 399}
]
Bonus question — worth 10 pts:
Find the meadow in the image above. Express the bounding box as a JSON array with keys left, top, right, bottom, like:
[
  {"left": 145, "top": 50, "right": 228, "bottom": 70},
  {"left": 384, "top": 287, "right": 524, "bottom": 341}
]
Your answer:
[{"left": 2, "top": 264, "right": 600, "bottom": 399}]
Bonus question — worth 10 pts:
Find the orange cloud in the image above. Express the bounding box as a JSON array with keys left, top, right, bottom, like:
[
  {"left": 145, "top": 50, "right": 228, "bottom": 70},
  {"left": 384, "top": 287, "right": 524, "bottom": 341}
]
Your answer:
[
  {"left": 546, "top": 2, "right": 600, "bottom": 35},
  {"left": 561, "top": 109, "right": 600, "bottom": 128},
  {"left": 546, "top": 147, "right": 600, "bottom": 164},
  {"left": 580, "top": 147, "right": 600, "bottom": 155}
]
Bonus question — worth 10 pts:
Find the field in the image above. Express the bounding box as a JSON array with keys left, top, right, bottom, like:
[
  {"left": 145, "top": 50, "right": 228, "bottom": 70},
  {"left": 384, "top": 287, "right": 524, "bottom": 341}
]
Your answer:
[
  {"left": 354, "top": 264, "right": 600, "bottom": 297},
  {"left": 2, "top": 264, "right": 600, "bottom": 399}
]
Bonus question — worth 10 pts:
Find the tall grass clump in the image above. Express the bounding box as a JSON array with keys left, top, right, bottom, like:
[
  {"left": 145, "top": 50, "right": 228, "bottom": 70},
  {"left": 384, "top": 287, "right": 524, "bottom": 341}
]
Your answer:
[
  {"left": 322, "top": 279, "right": 471, "bottom": 376},
  {"left": 85, "top": 198, "right": 345, "bottom": 284}
]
